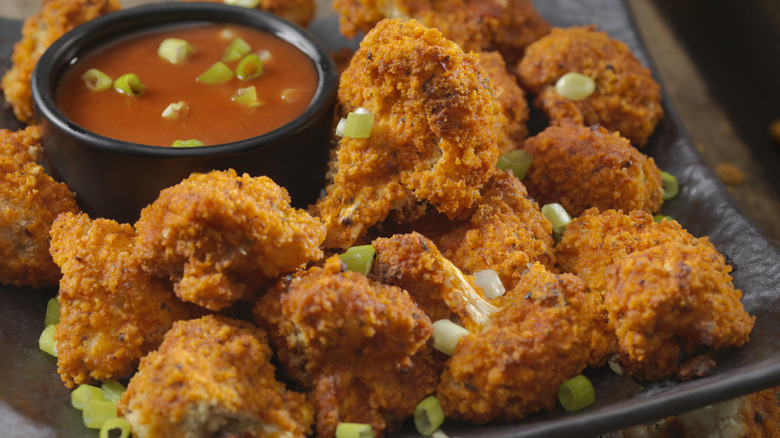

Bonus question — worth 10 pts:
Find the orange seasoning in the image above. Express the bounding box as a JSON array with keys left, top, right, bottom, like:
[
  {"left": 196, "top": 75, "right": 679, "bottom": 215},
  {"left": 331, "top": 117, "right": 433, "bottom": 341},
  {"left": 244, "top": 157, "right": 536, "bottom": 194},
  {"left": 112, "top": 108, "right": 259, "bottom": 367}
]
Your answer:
[{"left": 56, "top": 23, "right": 318, "bottom": 146}]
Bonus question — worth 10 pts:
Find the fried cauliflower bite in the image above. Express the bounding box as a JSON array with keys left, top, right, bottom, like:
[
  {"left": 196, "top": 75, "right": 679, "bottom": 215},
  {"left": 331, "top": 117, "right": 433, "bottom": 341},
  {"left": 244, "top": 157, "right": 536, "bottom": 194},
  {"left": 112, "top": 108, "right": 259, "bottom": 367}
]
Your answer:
[
  {"left": 180, "top": 0, "right": 315, "bottom": 28},
  {"left": 515, "top": 25, "right": 664, "bottom": 147},
  {"left": 478, "top": 51, "right": 530, "bottom": 156},
  {"left": 522, "top": 123, "right": 664, "bottom": 217},
  {"left": 1, "top": 0, "right": 121, "bottom": 124},
  {"left": 254, "top": 256, "right": 437, "bottom": 437},
  {"left": 118, "top": 315, "right": 314, "bottom": 438},
  {"left": 332, "top": 0, "right": 550, "bottom": 65},
  {"left": 604, "top": 240, "right": 754, "bottom": 381},
  {"left": 1, "top": 127, "right": 80, "bottom": 288},
  {"left": 49, "top": 212, "right": 200, "bottom": 389},
  {"left": 437, "top": 263, "right": 591, "bottom": 423},
  {"left": 133, "top": 169, "right": 325, "bottom": 312},
  {"left": 315, "top": 18, "right": 499, "bottom": 250}
]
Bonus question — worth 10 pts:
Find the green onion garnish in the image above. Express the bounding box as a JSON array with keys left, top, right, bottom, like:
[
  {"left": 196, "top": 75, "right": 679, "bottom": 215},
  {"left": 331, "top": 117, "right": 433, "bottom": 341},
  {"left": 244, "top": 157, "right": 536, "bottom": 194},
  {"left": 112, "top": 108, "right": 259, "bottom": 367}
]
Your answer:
[
  {"left": 71, "top": 384, "right": 105, "bottom": 410},
  {"left": 557, "top": 374, "right": 596, "bottom": 412},
  {"left": 231, "top": 86, "right": 263, "bottom": 108},
  {"left": 661, "top": 171, "right": 679, "bottom": 200},
  {"left": 432, "top": 319, "right": 470, "bottom": 356},
  {"left": 172, "top": 139, "right": 205, "bottom": 148},
  {"left": 157, "top": 38, "right": 196, "bottom": 65},
  {"left": 197, "top": 61, "right": 234, "bottom": 84},
  {"left": 99, "top": 417, "right": 131, "bottom": 438},
  {"left": 653, "top": 214, "right": 673, "bottom": 223},
  {"left": 555, "top": 72, "right": 596, "bottom": 101},
  {"left": 161, "top": 101, "right": 190, "bottom": 119},
  {"left": 113, "top": 73, "right": 145, "bottom": 97},
  {"left": 338, "top": 245, "right": 376, "bottom": 275},
  {"left": 335, "top": 422, "right": 373, "bottom": 438},
  {"left": 473, "top": 269, "right": 505, "bottom": 299},
  {"left": 39, "top": 325, "right": 57, "bottom": 357},
  {"left": 83, "top": 400, "right": 117, "bottom": 429},
  {"left": 496, "top": 149, "right": 534, "bottom": 180},
  {"left": 541, "top": 203, "right": 571, "bottom": 242},
  {"left": 235, "top": 54, "right": 263, "bottom": 80},
  {"left": 45, "top": 297, "right": 60, "bottom": 326},
  {"left": 281, "top": 88, "right": 304, "bottom": 103},
  {"left": 224, "top": 0, "right": 260, "bottom": 7},
  {"left": 222, "top": 37, "right": 252, "bottom": 62},
  {"left": 81, "top": 68, "right": 113, "bottom": 91},
  {"left": 414, "top": 395, "right": 445, "bottom": 436},
  {"left": 101, "top": 379, "right": 127, "bottom": 404},
  {"left": 335, "top": 108, "right": 375, "bottom": 139}
]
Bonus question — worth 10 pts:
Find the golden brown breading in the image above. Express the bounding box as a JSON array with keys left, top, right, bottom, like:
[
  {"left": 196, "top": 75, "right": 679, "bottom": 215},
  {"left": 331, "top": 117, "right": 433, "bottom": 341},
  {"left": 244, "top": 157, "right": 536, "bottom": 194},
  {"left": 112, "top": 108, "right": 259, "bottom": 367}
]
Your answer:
[
  {"left": 314, "top": 18, "right": 499, "bottom": 250},
  {"left": 133, "top": 169, "right": 325, "bottom": 311},
  {"left": 413, "top": 170, "right": 557, "bottom": 292},
  {"left": 332, "top": 0, "right": 550, "bottom": 65},
  {"left": 604, "top": 240, "right": 754, "bottom": 381},
  {"left": 118, "top": 314, "right": 314, "bottom": 438},
  {"left": 478, "top": 51, "right": 529, "bottom": 156},
  {"left": 515, "top": 25, "right": 664, "bottom": 147},
  {"left": 49, "top": 212, "right": 200, "bottom": 388},
  {"left": 437, "top": 263, "right": 591, "bottom": 423},
  {"left": 1, "top": 0, "right": 121, "bottom": 124},
  {"left": 180, "top": 0, "right": 315, "bottom": 28},
  {"left": 253, "top": 255, "right": 436, "bottom": 437},
  {"left": 1, "top": 127, "right": 80, "bottom": 288},
  {"left": 522, "top": 123, "right": 664, "bottom": 217}
]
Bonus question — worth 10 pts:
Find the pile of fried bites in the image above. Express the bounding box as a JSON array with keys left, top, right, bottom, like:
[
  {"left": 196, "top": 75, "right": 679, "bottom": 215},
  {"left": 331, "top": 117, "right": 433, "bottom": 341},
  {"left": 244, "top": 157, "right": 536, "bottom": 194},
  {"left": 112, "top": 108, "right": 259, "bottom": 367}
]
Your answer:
[{"left": 2, "top": 1, "right": 778, "bottom": 437}]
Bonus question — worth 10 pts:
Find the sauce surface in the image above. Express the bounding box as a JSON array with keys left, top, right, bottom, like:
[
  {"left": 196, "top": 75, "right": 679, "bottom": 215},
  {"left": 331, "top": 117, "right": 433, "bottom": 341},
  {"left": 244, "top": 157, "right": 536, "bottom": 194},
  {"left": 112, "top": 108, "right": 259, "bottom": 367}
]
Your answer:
[{"left": 57, "top": 23, "right": 318, "bottom": 146}]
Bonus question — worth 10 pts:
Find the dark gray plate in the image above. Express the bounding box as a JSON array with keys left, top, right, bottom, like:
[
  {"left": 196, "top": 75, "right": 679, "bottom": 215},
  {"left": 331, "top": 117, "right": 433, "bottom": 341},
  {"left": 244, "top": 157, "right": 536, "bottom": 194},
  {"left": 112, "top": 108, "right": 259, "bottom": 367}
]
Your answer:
[{"left": 2, "top": 1, "right": 780, "bottom": 437}]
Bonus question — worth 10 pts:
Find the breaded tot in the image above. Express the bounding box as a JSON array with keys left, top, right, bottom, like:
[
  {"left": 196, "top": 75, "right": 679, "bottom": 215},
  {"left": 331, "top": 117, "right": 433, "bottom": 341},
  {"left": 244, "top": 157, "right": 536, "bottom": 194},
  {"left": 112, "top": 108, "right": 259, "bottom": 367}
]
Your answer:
[
  {"left": 1, "top": 127, "right": 80, "bottom": 288},
  {"left": 332, "top": 0, "right": 550, "bottom": 64},
  {"left": 515, "top": 25, "right": 664, "bottom": 147},
  {"left": 315, "top": 18, "right": 499, "bottom": 250},
  {"left": 478, "top": 51, "right": 530, "bottom": 156},
  {"left": 522, "top": 123, "right": 664, "bottom": 217},
  {"left": 604, "top": 240, "right": 754, "bottom": 381},
  {"left": 133, "top": 169, "right": 325, "bottom": 311},
  {"left": 437, "top": 263, "right": 591, "bottom": 423},
  {"left": 1, "top": 0, "right": 121, "bottom": 124},
  {"left": 49, "top": 212, "right": 200, "bottom": 388},
  {"left": 180, "top": 0, "right": 315, "bottom": 28},
  {"left": 119, "top": 315, "right": 314, "bottom": 438},
  {"left": 254, "top": 256, "right": 436, "bottom": 437}
]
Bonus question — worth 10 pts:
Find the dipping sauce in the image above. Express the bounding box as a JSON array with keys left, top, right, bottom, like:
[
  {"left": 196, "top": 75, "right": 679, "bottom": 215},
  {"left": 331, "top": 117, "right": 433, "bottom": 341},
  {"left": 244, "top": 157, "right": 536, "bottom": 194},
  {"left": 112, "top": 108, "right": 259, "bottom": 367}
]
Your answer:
[{"left": 57, "top": 23, "right": 318, "bottom": 146}]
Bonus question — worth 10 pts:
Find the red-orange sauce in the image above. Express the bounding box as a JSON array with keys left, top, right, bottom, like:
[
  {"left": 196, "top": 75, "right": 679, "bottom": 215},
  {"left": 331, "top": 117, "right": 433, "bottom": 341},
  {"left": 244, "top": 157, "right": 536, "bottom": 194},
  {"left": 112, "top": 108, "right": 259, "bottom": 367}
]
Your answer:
[{"left": 57, "top": 23, "right": 318, "bottom": 146}]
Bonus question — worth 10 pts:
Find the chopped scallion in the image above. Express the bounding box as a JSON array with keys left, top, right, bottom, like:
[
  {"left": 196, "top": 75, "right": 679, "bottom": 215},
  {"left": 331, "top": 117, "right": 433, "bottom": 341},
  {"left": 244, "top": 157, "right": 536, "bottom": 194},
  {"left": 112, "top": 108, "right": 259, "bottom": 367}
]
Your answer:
[
  {"left": 81, "top": 68, "right": 113, "bottom": 91},
  {"left": 661, "top": 171, "right": 679, "bottom": 200},
  {"left": 653, "top": 214, "right": 673, "bottom": 223},
  {"left": 341, "top": 110, "right": 374, "bottom": 138},
  {"left": 473, "top": 269, "right": 505, "bottom": 299},
  {"left": 71, "top": 384, "right": 105, "bottom": 410},
  {"left": 157, "top": 38, "right": 196, "bottom": 65},
  {"left": 335, "top": 422, "right": 373, "bottom": 438},
  {"left": 83, "top": 400, "right": 117, "bottom": 429},
  {"left": 99, "top": 417, "right": 131, "bottom": 438},
  {"left": 224, "top": 0, "right": 260, "bottom": 8},
  {"left": 541, "top": 203, "right": 571, "bottom": 242},
  {"left": 45, "top": 297, "right": 60, "bottom": 326},
  {"left": 172, "top": 139, "right": 205, "bottom": 148},
  {"left": 197, "top": 61, "right": 234, "bottom": 84},
  {"left": 222, "top": 37, "right": 252, "bottom": 62},
  {"left": 113, "top": 73, "right": 145, "bottom": 97},
  {"left": 432, "top": 319, "right": 470, "bottom": 356},
  {"left": 496, "top": 149, "right": 534, "bottom": 180},
  {"left": 414, "top": 395, "right": 445, "bottom": 436},
  {"left": 161, "top": 101, "right": 190, "bottom": 119},
  {"left": 39, "top": 324, "right": 57, "bottom": 357},
  {"left": 256, "top": 49, "right": 272, "bottom": 64},
  {"left": 235, "top": 54, "right": 263, "bottom": 80},
  {"left": 281, "top": 88, "right": 304, "bottom": 103},
  {"left": 231, "top": 86, "right": 263, "bottom": 107},
  {"left": 338, "top": 245, "right": 376, "bottom": 275},
  {"left": 557, "top": 374, "right": 595, "bottom": 412},
  {"left": 101, "top": 379, "right": 127, "bottom": 404},
  {"left": 555, "top": 72, "right": 596, "bottom": 101}
]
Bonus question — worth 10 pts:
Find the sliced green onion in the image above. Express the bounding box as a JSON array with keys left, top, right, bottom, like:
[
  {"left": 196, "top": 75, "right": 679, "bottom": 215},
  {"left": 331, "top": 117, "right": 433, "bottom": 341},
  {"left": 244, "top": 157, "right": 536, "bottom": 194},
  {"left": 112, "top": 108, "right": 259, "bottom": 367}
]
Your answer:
[
  {"left": 101, "top": 379, "right": 126, "bottom": 404},
  {"left": 661, "top": 171, "right": 679, "bottom": 200},
  {"left": 45, "top": 297, "right": 60, "bottom": 326},
  {"left": 496, "top": 149, "right": 534, "bottom": 180},
  {"left": 113, "top": 73, "right": 145, "bottom": 97},
  {"left": 557, "top": 375, "right": 595, "bottom": 412},
  {"left": 83, "top": 400, "right": 117, "bottom": 429},
  {"left": 222, "top": 37, "right": 252, "bottom": 62},
  {"left": 431, "top": 430, "right": 450, "bottom": 438},
  {"left": 432, "top": 319, "right": 470, "bottom": 356},
  {"left": 473, "top": 269, "right": 505, "bottom": 299},
  {"left": 414, "top": 395, "right": 445, "bottom": 436},
  {"left": 172, "top": 139, "right": 204, "bottom": 148},
  {"left": 339, "top": 245, "right": 376, "bottom": 275},
  {"left": 555, "top": 72, "right": 596, "bottom": 101},
  {"left": 157, "top": 38, "right": 196, "bottom": 65},
  {"left": 161, "top": 101, "right": 190, "bottom": 119},
  {"left": 197, "top": 61, "right": 234, "bottom": 84},
  {"left": 71, "top": 384, "right": 105, "bottom": 410},
  {"left": 340, "top": 109, "right": 374, "bottom": 138},
  {"left": 256, "top": 49, "right": 272, "bottom": 64},
  {"left": 281, "top": 88, "right": 304, "bottom": 103},
  {"left": 231, "top": 86, "right": 264, "bottom": 108},
  {"left": 235, "top": 54, "right": 263, "bottom": 80},
  {"left": 653, "top": 214, "right": 673, "bottom": 223},
  {"left": 39, "top": 324, "right": 57, "bottom": 357},
  {"left": 541, "top": 203, "right": 571, "bottom": 242},
  {"left": 335, "top": 422, "right": 373, "bottom": 438},
  {"left": 99, "top": 417, "right": 131, "bottom": 438},
  {"left": 81, "top": 68, "right": 113, "bottom": 91},
  {"left": 224, "top": 0, "right": 260, "bottom": 8}
]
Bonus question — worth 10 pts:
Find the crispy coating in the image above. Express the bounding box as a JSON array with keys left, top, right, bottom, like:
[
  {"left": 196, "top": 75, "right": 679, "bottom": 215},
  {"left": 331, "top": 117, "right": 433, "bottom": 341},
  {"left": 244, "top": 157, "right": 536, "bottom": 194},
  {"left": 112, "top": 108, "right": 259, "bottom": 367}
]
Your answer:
[
  {"left": 180, "top": 0, "right": 315, "bottom": 28},
  {"left": 254, "top": 256, "right": 436, "bottom": 437},
  {"left": 478, "top": 51, "right": 530, "bottom": 156},
  {"left": 522, "top": 123, "right": 664, "bottom": 217},
  {"left": 49, "top": 212, "right": 200, "bottom": 388},
  {"left": 414, "top": 170, "right": 557, "bottom": 291},
  {"left": 437, "top": 263, "right": 591, "bottom": 423},
  {"left": 604, "top": 240, "right": 754, "bottom": 381},
  {"left": 118, "top": 315, "right": 314, "bottom": 438},
  {"left": 133, "top": 169, "right": 325, "bottom": 311},
  {"left": 314, "top": 18, "right": 499, "bottom": 249},
  {"left": 332, "top": 0, "right": 550, "bottom": 64},
  {"left": 1, "top": 127, "right": 80, "bottom": 288},
  {"left": 515, "top": 25, "right": 663, "bottom": 147},
  {"left": 1, "top": 0, "right": 121, "bottom": 124}
]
